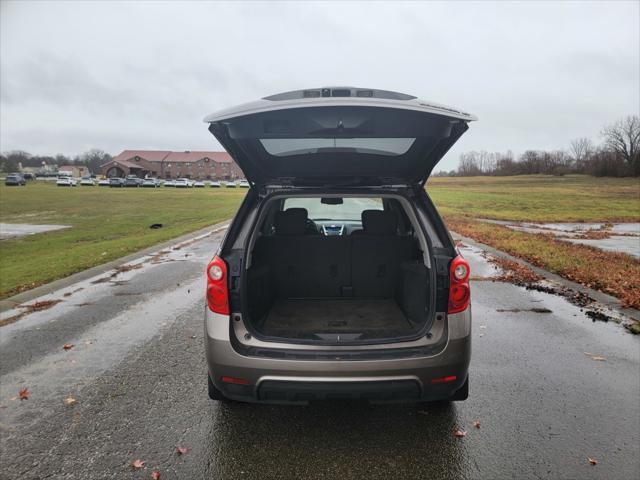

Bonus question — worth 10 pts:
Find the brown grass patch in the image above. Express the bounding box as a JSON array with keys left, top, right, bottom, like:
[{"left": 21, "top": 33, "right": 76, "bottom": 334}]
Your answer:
[
  {"left": 491, "top": 258, "right": 544, "bottom": 284},
  {"left": 446, "top": 217, "right": 640, "bottom": 309}
]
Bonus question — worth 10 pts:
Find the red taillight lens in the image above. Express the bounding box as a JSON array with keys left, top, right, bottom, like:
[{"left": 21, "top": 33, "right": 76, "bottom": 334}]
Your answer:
[
  {"left": 220, "top": 376, "right": 250, "bottom": 385},
  {"left": 430, "top": 375, "right": 458, "bottom": 384},
  {"left": 206, "top": 255, "right": 229, "bottom": 314},
  {"left": 448, "top": 255, "right": 471, "bottom": 314}
]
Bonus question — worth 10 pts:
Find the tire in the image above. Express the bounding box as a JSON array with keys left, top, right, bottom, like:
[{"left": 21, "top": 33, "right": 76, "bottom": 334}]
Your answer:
[{"left": 208, "top": 375, "right": 230, "bottom": 401}]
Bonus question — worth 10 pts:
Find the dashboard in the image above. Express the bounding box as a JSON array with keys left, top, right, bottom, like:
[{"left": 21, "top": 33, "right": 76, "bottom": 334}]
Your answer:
[{"left": 313, "top": 220, "right": 362, "bottom": 236}]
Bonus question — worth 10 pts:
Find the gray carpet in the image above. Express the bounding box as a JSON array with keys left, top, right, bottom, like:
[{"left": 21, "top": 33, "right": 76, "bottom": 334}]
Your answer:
[{"left": 260, "top": 298, "right": 415, "bottom": 339}]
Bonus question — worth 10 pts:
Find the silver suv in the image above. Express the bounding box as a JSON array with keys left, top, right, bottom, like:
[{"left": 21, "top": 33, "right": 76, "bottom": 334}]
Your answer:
[{"left": 203, "top": 87, "right": 475, "bottom": 404}]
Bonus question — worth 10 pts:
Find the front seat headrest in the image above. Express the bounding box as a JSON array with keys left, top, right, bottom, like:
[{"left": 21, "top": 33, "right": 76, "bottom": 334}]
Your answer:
[
  {"left": 361, "top": 210, "right": 398, "bottom": 235},
  {"left": 274, "top": 208, "right": 308, "bottom": 235}
]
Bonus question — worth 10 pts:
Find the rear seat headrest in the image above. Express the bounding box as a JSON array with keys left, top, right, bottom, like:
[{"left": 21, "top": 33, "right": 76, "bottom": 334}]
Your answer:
[
  {"left": 362, "top": 210, "right": 398, "bottom": 235},
  {"left": 275, "top": 208, "right": 308, "bottom": 235}
]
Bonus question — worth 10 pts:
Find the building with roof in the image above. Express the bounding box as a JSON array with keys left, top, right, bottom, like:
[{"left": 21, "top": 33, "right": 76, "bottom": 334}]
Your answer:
[
  {"left": 58, "top": 165, "right": 89, "bottom": 177},
  {"left": 99, "top": 150, "right": 243, "bottom": 180}
]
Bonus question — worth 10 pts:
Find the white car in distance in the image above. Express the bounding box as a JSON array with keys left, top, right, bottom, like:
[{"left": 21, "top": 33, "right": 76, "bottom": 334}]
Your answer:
[
  {"left": 56, "top": 176, "right": 77, "bottom": 187},
  {"left": 80, "top": 176, "right": 96, "bottom": 186}
]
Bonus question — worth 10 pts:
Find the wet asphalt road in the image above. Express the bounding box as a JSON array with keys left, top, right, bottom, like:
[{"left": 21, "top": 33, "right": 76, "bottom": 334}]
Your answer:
[{"left": 0, "top": 230, "right": 639, "bottom": 480}]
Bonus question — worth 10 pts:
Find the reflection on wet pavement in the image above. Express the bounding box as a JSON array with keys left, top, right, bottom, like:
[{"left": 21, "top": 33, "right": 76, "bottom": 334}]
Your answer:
[{"left": 206, "top": 401, "right": 467, "bottom": 480}]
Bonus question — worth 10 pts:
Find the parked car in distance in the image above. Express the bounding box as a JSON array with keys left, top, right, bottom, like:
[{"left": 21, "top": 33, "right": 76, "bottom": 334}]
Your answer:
[
  {"left": 80, "top": 176, "right": 96, "bottom": 186},
  {"left": 98, "top": 178, "right": 110, "bottom": 186},
  {"left": 225, "top": 181, "right": 236, "bottom": 188},
  {"left": 239, "top": 180, "right": 250, "bottom": 188},
  {"left": 164, "top": 179, "right": 175, "bottom": 187},
  {"left": 109, "top": 177, "right": 125, "bottom": 188},
  {"left": 209, "top": 181, "right": 221, "bottom": 188},
  {"left": 194, "top": 180, "right": 206, "bottom": 188},
  {"left": 56, "top": 176, "right": 77, "bottom": 187},
  {"left": 23, "top": 173, "right": 34, "bottom": 180},
  {"left": 142, "top": 178, "right": 161, "bottom": 188},
  {"left": 202, "top": 87, "right": 476, "bottom": 405},
  {"left": 124, "top": 175, "right": 142, "bottom": 187},
  {"left": 174, "top": 178, "right": 193, "bottom": 188},
  {"left": 5, "top": 173, "right": 26, "bottom": 186}
]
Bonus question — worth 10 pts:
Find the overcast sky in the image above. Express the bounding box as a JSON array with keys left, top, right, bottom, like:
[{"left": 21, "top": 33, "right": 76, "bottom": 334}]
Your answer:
[{"left": 1, "top": 1, "right": 638, "bottom": 171}]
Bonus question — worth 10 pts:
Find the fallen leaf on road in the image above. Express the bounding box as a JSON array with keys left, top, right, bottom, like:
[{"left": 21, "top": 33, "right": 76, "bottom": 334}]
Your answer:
[
  {"left": 64, "top": 396, "right": 77, "bottom": 406},
  {"left": 176, "top": 446, "right": 188, "bottom": 455},
  {"left": 584, "top": 352, "right": 607, "bottom": 361},
  {"left": 588, "top": 457, "right": 598, "bottom": 465},
  {"left": 131, "top": 459, "right": 145, "bottom": 469},
  {"left": 63, "top": 343, "right": 74, "bottom": 350},
  {"left": 151, "top": 471, "right": 161, "bottom": 479},
  {"left": 19, "top": 388, "right": 29, "bottom": 400},
  {"left": 453, "top": 429, "right": 467, "bottom": 438},
  {"left": 473, "top": 420, "right": 481, "bottom": 429}
]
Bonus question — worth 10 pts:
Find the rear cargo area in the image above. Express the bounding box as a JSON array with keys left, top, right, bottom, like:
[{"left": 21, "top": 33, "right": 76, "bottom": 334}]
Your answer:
[
  {"left": 261, "top": 298, "right": 414, "bottom": 339},
  {"left": 245, "top": 208, "right": 432, "bottom": 344}
]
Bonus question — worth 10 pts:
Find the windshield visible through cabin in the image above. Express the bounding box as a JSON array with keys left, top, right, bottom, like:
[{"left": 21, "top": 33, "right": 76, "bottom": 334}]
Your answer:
[{"left": 283, "top": 197, "right": 383, "bottom": 221}]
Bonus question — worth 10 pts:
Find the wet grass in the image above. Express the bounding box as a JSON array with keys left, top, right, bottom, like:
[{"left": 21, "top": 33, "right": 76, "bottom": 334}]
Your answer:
[
  {"left": 447, "top": 217, "right": 640, "bottom": 309},
  {"left": 428, "top": 175, "right": 640, "bottom": 309},
  {"left": 0, "top": 183, "right": 245, "bottom": 298}
]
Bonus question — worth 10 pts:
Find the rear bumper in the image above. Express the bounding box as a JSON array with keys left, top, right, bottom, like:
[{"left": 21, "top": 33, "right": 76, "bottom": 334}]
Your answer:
[{"left": 205, "top": 309, "right": 471, "bottom": 404}]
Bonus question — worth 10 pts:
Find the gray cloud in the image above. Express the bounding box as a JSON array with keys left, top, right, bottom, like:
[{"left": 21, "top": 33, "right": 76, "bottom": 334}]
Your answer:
[{"left": 1, "top": 0, "right": 638, "bottom": 171}]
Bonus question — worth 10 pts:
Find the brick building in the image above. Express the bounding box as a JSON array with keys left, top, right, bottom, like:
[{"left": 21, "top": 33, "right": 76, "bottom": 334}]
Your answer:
[{"left": 100, "top": 150, "right": 244, "bottom": 180}]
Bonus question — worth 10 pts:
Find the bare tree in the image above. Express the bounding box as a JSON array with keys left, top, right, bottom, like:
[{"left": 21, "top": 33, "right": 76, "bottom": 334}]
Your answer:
[
  {"left": 601, "top": 116, "right": 639, "bottom": 171},
  {"left": 569, "top": 137, "right": 593, "bottom": 171}
]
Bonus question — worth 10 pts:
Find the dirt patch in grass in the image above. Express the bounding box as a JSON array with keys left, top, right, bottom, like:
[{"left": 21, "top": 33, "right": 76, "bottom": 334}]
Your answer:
[{"left": 447, "top": 217, "right": 640, "bottom": 310}]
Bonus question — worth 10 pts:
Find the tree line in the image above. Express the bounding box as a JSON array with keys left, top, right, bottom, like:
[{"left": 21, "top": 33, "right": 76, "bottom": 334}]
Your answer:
[
  {"left": 439, "top": 115, "right": 639, "bottom": 177},
  {"left": 0, "top": 149, "right": 113, "bottom": 175}
]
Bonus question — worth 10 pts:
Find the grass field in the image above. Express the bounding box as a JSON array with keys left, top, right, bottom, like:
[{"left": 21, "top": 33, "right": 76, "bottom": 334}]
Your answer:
[
  {"left": 427, "top": 175, "right": 640, "bottom": 222},
  {"left": 428, "top": 175, "right": 640, "bottom": 309},
  {"left": 0, "top": 183, "right": 245, "bottom": 298},
  {"left": 1, "top": 175, "right": 638, "bottom": 307}
]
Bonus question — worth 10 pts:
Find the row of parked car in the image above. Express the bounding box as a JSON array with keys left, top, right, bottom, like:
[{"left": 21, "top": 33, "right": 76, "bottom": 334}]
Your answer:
[
  {"left": 53, "top": 175, "right": 250, "bottom": 188},
  {"left": 106, "top": 176, "right": 250, "bottom": 188},
  {"left": 4, "top": 172, "right": 251, "bottom": 188}
]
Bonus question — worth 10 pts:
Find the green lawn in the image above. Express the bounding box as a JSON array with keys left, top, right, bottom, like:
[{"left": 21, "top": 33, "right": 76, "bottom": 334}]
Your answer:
[
  {"left": 427, "top": 175, "right": 640, "bottom": 222},
  {"left": 0, "top": 183, "right": 245, "bottom": 298}
]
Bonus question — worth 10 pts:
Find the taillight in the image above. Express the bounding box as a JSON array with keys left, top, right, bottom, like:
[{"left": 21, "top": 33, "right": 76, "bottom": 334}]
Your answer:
[
  {"left": 206, "top": 255, "right": 229, "bottom": 314},
  {"left": 448, "top": 255, "right": 470, "bottom": 314}
]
